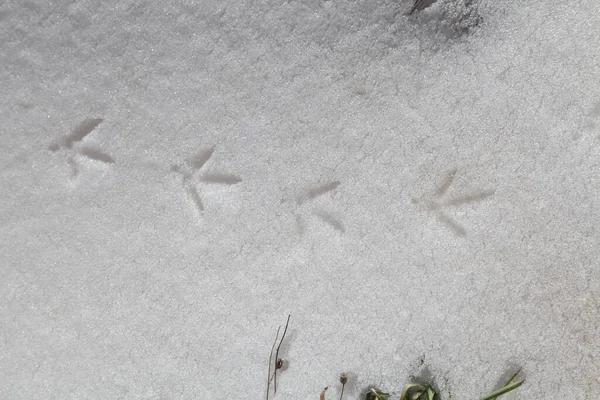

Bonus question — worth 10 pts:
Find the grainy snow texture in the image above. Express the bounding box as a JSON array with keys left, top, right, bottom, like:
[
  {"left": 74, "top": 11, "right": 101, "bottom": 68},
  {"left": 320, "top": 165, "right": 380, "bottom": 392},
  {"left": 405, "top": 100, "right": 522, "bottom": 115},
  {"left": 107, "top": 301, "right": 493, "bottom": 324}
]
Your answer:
[{"left": 1, "top": 0, "right": 600, "bottom": 399}]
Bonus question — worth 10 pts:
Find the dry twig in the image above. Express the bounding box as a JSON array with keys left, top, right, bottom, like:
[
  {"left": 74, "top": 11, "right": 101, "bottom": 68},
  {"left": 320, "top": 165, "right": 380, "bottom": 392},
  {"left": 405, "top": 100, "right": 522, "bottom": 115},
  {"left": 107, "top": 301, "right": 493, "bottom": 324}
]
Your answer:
[
  {"left": 266, "top": 326, "right": 281, "bottom": 400},
  {"left": 274, "top": 315, "right": 291, "bottom": 394},
  {"left": 266, "top": 315, "right": 291, "bottom": 398}
]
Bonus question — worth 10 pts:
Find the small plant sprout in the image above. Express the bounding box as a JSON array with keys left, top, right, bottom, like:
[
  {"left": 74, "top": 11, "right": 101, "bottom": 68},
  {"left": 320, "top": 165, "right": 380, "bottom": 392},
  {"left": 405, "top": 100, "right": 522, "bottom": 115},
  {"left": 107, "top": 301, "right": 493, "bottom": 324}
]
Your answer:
[
  {"left": 400, "top": 382, "right": 437, "bottom": 400},
  {"left": 365, "top": 387, "right": 390, "bottom": 400},
  {"left": 266, "top": 315, "right": 291, "bottom": 399},
  {"left": 316, "top": 366, "right": 523, "bottom": 400},
  {"left": 480, "top": 369, "right": 525, "bottom": 400},
  {"left": 339, "top": 372, "right": 348, "bottom": 400}
]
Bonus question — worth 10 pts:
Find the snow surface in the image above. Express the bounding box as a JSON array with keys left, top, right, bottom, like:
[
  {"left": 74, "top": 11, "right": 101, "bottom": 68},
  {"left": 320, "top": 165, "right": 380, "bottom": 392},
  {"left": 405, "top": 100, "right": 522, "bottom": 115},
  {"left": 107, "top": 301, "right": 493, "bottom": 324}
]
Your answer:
[{"left": 1, "top": 0, "right": 600, "bottom": 398}]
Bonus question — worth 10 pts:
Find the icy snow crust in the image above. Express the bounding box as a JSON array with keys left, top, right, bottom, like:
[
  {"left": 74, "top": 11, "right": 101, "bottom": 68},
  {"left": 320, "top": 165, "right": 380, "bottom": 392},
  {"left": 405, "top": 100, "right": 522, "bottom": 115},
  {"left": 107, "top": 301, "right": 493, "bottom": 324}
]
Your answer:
[{"left": 1, "top": 0, "right": 599, "bottom": 398}]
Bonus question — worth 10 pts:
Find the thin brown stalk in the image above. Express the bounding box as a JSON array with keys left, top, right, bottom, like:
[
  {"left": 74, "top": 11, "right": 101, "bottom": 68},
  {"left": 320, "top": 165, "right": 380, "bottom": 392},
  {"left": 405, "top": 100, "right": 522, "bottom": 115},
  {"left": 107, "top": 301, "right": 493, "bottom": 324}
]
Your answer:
[
  {"left": 274, "top": 314, "right": 291, "bottom": 394},
  {"left": 266, "top": 326, "right": 281, "bottom": 400},
  {"left": 339, "top": 373, "right": 347, "bottom": 400}
]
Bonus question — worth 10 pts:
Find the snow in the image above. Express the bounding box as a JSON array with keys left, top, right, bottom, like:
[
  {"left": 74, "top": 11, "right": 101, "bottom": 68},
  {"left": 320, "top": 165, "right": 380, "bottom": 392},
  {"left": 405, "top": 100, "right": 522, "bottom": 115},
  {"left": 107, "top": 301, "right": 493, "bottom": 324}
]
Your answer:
[{"left": 1, "top": 0, "right": 599, "bottom": 398}]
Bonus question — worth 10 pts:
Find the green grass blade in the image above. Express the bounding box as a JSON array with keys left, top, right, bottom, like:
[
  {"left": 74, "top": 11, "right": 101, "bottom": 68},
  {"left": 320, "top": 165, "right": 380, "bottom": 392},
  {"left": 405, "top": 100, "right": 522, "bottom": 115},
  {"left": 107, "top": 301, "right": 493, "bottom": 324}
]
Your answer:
[
  {"left": 486, "top": 368, "right": 523, "bottom": 400},
  {"left": 479, "top": 379, "right": 525, "bottom": 400},
  {"left": 503, "top": 369, "right": 521, "bottom": 387}
]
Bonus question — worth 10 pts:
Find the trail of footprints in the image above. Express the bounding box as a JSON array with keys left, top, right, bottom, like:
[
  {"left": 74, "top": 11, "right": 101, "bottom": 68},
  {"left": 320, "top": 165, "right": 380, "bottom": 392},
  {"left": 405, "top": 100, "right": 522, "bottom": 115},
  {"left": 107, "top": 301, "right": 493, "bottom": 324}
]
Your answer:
[{"left": 49, "top": 118, "right": 496, "bottom": 237}]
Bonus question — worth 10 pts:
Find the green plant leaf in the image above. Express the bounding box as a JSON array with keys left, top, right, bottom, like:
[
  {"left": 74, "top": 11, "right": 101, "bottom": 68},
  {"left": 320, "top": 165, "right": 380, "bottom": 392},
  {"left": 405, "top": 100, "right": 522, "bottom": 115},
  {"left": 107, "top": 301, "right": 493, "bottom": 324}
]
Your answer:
[
  {"left": 503, "top": 369, "right": 521, "bottom": 388},
  {"left": 427, "top": 387, "right": 436, "bottom": 400},
  {"left": 365, "top": 387, "right": 390, "bottom": 400},
  {"left": 400, "top": 382, "right": 436, "bottom": 400},
  {"left": 479, "top": 378, "right": 525, "bottom": 400}
]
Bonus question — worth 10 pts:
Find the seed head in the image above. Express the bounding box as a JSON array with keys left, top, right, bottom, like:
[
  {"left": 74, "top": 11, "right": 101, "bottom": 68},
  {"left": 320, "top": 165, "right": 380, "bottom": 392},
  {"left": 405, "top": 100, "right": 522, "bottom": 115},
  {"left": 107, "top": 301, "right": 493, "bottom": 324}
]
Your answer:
[{"left": 340, "top": 372, "right": 348, "bottom": 385}]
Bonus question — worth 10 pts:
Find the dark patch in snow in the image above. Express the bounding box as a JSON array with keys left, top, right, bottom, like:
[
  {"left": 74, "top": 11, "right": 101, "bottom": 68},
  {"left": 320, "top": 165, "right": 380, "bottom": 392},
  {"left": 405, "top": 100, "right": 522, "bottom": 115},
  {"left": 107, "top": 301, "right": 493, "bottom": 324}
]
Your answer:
[
  {"left": 314, "top": 210, "right": 345, "bottom": 233},
  {"left": 307, "top": 181, "right": 341, "bottom": 201},
  {"left": 407, "top": 0, "right": 482, "bottom": 38},
  {"left": 79, "top": 147, "right": 115, "bottom": 164},
  {"left": 186, "top": 184, "right": 204, "bottom": 212},
  {"left": 187, "top": 146, "right": 214, "bottom": 171},
  {"left": 63, "top": 118, "right": 103, "bottom": 149},
  {"left": 200, "top": 173, "right": 242, "bottom": 185}
]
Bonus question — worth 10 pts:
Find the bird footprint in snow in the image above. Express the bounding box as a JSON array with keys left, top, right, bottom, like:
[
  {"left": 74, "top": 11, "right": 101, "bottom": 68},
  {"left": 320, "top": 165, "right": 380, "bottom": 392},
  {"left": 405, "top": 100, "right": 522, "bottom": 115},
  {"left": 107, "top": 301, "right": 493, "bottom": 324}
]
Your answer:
[
  {"left": 48, "top": 118, "right": 115, "bottom": 176},
  {"left": 411, "top": 169, "right": 495, "bottom": 237},
  {"left": 171, "top": 146, "right": 242, "bottom": 214},
  {"left": 281, "top": 180, "right": 345, "bottom": 234}
]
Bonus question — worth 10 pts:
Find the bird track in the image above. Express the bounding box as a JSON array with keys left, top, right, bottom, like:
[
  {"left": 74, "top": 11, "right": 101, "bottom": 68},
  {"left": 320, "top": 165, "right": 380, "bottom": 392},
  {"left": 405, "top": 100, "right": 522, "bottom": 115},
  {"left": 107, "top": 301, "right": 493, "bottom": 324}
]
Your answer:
[
  {"left": 411, "top": 169, "right": 495, "bottom": 237},
  {"left": 48, "top": 118, "right": 115, "bottom": 177},
  {"left": 171, "top": 146, "right": 242, "bottom": 214},
  {"left": 47, "top": 123, "right": 499, "bottom": 240},
  {"left": 281, "top": 180, "right": 345, "bottom": 234}
]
